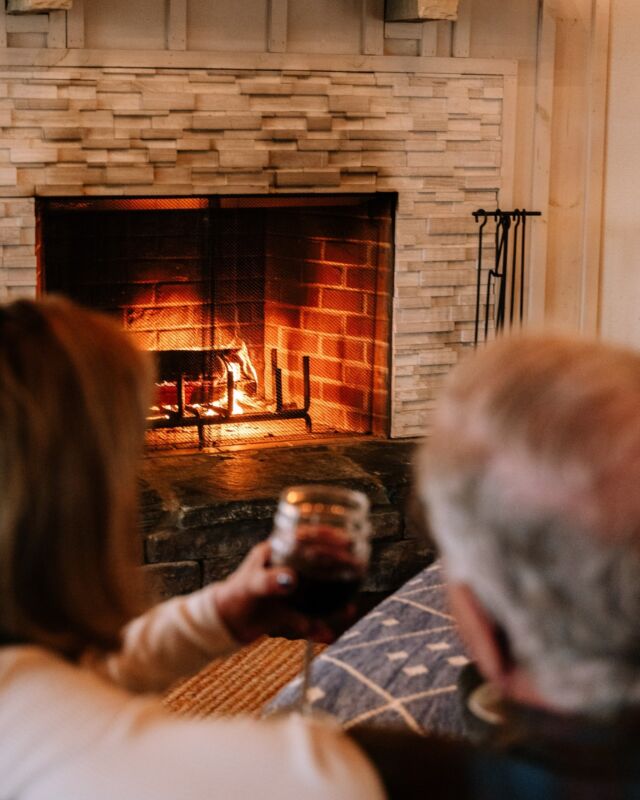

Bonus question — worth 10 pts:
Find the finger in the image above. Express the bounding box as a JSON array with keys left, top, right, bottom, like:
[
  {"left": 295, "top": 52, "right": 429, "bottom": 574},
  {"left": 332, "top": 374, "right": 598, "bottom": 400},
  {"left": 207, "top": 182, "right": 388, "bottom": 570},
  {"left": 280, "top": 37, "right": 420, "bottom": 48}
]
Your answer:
[
  {"left": 249, "top": 565, "right": 297, "bottom": 598},
  {"left": 245, "top": 540, "right": 271, "bottom": 568}
]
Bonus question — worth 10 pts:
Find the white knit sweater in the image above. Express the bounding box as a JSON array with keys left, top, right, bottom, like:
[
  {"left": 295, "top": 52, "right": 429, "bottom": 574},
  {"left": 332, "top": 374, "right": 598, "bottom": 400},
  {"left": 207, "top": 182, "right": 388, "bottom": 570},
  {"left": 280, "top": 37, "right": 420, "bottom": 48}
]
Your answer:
[{"left": 0, "top": 584, "right": 385, "bottom": 800}]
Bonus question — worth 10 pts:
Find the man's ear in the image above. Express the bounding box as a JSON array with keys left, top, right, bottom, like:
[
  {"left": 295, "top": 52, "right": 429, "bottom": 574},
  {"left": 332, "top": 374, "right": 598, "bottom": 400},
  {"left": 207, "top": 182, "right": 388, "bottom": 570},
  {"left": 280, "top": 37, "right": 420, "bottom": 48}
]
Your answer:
[{"left": 446, "top": 582, "right": 514, "bottom": 689}]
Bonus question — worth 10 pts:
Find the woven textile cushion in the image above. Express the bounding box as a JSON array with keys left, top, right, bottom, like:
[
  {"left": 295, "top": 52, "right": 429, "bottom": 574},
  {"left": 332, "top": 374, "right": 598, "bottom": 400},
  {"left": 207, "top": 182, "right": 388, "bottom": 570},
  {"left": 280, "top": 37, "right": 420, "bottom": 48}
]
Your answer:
[{"left": 268, "top": 561, "right": 469, "bottom": 737}]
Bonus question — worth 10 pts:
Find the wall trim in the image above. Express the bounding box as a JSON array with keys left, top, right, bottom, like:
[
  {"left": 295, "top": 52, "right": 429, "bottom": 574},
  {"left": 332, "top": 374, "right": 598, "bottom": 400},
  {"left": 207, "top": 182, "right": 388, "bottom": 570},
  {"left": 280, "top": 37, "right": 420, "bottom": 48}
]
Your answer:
[
  {"left": 580, "top": 0, "right": 611, "bottom": 334},
  {"left": 528, "top": 0, "right": 556, "bottom": 327},
  {"left": 0, "top": 46, "right": 517, "bottom": 76},
  {"left": 499, "top": 69, "right": 518, "bottom": 209}
]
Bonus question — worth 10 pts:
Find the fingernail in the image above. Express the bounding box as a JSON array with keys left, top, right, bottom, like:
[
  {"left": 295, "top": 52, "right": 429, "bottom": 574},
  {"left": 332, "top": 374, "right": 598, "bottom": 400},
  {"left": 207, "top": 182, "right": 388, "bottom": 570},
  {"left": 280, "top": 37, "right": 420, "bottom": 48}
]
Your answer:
[{"left": 276, "top": 573, "right": 293, "bottom": 587}]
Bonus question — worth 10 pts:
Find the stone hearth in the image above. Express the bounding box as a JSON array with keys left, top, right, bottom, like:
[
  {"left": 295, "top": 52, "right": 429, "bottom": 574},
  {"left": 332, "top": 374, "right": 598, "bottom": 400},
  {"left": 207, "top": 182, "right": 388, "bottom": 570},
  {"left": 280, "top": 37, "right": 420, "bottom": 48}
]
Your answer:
[{"left": 140, "top": 438, "right": 433, "bottom": 600}]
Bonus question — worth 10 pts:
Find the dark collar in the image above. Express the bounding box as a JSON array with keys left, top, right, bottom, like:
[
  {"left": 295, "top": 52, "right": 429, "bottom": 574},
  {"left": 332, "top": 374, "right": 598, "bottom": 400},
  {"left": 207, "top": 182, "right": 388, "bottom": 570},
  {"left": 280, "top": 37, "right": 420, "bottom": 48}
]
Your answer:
[{"left": 459, "top": 662, "right": 640, "bottom": 776}]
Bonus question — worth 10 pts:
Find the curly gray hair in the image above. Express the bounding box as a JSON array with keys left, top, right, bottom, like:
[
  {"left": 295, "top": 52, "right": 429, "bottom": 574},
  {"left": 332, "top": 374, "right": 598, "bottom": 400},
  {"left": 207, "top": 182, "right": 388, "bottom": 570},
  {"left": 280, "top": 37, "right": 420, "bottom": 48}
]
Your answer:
[{"left": 418, "top": 334, "right": 640, "bottom": 714}]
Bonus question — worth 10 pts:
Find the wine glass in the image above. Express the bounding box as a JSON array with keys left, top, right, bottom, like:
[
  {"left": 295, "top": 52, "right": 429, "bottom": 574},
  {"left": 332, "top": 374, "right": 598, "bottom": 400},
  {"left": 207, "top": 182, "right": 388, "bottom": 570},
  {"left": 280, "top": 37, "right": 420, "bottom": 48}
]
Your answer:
[{"left": 269, "top": 484, "right": 371, "bottom": 715}]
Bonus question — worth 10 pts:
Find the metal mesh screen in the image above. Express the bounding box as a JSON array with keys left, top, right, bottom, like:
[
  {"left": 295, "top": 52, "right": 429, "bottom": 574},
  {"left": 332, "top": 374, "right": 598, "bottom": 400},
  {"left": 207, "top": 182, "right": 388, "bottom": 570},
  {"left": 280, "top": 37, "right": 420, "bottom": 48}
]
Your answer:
[{"left": 39, "top": 194, "right": 394, "bottom": 449}]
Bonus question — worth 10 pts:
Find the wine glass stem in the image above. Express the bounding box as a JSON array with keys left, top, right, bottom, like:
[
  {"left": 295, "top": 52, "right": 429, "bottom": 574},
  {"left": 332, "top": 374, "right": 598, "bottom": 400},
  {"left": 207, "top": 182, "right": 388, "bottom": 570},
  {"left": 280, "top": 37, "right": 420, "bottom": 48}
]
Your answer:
[{"left": 299, "top": 639, "right": 314, "bottom": 713}]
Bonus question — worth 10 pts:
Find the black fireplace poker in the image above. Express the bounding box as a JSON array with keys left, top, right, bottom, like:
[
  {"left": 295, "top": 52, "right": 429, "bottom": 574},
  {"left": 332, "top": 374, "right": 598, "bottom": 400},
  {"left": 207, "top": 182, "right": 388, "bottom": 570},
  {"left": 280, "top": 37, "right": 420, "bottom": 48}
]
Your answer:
[
  {"left": 149, "top": 347, "right": 312, "bottom": 448},
  {"left": 472, "top": 208, "right": 541, "bottom": 347}
]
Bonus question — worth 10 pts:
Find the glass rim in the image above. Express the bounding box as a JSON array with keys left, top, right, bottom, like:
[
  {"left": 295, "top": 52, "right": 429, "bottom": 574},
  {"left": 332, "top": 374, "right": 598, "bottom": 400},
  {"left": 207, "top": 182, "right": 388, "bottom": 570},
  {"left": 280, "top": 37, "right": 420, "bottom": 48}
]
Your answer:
[{"left": 278, "top": 484, "right": 370, "bottom": 514}]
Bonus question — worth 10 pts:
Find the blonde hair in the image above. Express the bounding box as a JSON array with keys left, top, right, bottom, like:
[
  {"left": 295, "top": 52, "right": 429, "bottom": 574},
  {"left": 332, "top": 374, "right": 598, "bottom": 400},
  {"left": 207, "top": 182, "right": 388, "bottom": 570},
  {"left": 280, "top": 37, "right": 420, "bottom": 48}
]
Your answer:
[
  {"left": 0, "top": 297, "right": 154, "bottom": 658},
  {"left": 419, "top": 334, "right": 640, "bottom": 713}
]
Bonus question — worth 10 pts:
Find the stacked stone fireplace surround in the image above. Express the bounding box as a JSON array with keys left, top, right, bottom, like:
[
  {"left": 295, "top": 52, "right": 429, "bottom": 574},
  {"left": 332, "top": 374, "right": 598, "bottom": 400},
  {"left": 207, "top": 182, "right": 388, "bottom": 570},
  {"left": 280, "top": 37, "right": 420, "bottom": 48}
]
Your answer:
[{"left": 0, "top": 58, "right": 509, "bottom": 596}]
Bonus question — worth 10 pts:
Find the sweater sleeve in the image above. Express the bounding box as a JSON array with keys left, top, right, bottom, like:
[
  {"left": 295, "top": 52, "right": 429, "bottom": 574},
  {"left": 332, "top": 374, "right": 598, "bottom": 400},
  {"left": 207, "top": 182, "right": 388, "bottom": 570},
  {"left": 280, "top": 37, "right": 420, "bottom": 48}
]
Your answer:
[{"left": 94, "top": 583, "right": 239, "bottom": 693}]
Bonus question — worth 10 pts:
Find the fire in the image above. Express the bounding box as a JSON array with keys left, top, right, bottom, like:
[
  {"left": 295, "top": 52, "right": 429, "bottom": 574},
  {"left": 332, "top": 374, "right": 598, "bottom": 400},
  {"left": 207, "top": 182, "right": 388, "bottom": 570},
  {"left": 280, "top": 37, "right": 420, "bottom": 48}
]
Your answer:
[
  {"left": 150, "top": 340, "right": 267, "bottom": 422},
  {"left": 235, "top": 341, "right": 259, "bottom": 386},
  {"left": 226, "top": 341, "right": 261, "bottom": 415}
]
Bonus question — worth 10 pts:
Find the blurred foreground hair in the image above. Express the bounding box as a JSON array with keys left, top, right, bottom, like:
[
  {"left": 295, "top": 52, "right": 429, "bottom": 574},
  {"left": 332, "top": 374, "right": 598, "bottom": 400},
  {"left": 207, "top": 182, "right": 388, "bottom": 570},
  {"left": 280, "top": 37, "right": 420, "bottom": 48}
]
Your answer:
[{"left": 0, "top": 297, "right": 154, "bottom": 657}]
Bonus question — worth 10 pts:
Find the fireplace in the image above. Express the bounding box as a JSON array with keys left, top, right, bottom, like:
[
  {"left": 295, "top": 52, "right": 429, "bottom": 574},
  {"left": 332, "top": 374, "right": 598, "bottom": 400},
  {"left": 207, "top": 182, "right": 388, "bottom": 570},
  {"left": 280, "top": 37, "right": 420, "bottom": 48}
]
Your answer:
[{"left": 39, "top": 193, "right": 394, "bottom": 448}]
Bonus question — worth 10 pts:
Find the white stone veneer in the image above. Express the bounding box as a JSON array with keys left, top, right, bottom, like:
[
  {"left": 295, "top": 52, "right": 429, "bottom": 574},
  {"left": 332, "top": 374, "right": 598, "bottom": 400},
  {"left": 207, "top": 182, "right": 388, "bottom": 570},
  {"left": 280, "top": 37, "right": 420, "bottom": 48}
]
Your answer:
[{"left": 0, "top": 62, "right": 508, "bottom": 437}]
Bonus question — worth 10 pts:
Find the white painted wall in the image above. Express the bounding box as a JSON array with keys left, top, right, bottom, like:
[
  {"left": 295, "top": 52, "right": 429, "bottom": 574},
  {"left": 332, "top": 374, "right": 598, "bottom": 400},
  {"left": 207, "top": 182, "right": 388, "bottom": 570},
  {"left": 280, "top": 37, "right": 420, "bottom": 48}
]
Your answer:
[
  {"left": 470, "top": 0, "right": 538, "bottom": 208},
  {"left": 599, "top": 0, "right": 640, "bottom": 347},
  {"left": 188, "top": 0, "right": 268, "bottom": 52},
  {"left": 287, "top": 0, "right": 363, "bottom": 54},
  {"left": 84, "top": 0, "right": 166, "bottom": 50}
]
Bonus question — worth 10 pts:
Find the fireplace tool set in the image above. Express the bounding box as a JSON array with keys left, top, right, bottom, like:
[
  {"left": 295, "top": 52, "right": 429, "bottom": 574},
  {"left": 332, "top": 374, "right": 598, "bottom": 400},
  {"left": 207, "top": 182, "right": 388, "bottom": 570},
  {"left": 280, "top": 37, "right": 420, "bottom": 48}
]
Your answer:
[{"left": 472, "top": 208, "right": 541, "bottom": 346}]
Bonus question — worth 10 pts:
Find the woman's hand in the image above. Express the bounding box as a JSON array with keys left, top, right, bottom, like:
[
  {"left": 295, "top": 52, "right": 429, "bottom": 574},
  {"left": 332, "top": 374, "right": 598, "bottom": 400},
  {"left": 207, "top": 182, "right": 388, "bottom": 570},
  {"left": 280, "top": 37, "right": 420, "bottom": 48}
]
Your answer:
[{"left": 213, "top": 541, "right": 340, "bottom": 645}]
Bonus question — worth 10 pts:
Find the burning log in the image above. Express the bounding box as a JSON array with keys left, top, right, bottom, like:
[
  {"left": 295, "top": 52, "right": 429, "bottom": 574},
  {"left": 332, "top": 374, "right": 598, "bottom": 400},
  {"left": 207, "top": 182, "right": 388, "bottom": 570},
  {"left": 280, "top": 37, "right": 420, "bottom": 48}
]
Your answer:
[{"left": 149, "top": 344, "right": 312, "bottom": 448}]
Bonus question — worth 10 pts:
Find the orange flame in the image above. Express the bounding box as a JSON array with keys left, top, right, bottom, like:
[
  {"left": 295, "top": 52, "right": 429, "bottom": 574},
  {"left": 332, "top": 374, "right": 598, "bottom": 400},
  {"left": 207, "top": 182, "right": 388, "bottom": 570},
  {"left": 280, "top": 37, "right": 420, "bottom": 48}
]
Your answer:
[
  {"left": 235, "top": 341, "right": 259, "bottom": 387},
  {"left": 154, "top": 340, "right": 266, "bottom": 420}
]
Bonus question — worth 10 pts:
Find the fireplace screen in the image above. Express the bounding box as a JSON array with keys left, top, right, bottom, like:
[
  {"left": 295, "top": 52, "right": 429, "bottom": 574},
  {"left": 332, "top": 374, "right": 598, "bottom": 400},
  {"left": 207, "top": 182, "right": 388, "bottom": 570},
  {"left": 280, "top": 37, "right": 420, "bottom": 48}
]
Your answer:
[{"left": 38, "top": 194, "right": 394, "bottom": 448}]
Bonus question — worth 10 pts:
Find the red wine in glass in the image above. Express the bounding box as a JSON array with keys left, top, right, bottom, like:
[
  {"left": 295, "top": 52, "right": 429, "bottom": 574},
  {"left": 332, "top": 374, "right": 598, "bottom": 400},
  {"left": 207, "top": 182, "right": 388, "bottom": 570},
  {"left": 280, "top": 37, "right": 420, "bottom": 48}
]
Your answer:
[
  {"left": 287, "top": 569, "right": 364, "bottom": 617},
  {"left": 269, "top": 485, "right": 371, "bottom": 713},
  {"left": 282, "top": 526, "right": 367, "bottom": 616}
]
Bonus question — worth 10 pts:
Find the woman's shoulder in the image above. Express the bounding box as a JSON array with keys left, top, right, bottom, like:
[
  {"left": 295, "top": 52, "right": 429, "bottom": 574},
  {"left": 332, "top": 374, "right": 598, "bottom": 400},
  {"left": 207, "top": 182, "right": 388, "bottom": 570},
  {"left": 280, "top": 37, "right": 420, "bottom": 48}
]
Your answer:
[
  {"left": 0, "top": 643, "right": 168, "bottom": 746},
  {"left": 0, "top": 646, "right": 385, "bottom": 800},
  {"left": 0, "top": 645, "right": 162, "bottom": 798},
  {"left": 0, "top": 643, "right": 154, "bottom": 712}
]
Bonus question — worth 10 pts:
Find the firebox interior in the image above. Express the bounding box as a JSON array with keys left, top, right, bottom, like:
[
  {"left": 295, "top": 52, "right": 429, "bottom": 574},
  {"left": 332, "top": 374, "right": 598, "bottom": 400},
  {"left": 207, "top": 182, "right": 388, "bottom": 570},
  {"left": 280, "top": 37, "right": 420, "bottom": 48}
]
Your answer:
[{"left": 38, "top": 193, "right": 394, "bottom": 448}]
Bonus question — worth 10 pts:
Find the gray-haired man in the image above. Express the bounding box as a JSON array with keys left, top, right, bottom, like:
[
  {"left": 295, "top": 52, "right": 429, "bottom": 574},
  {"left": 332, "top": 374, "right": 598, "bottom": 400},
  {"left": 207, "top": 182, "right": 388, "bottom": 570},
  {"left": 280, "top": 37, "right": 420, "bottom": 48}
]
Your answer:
[{"left": 353, "top": 334, "right": 640, "bottom": 797}]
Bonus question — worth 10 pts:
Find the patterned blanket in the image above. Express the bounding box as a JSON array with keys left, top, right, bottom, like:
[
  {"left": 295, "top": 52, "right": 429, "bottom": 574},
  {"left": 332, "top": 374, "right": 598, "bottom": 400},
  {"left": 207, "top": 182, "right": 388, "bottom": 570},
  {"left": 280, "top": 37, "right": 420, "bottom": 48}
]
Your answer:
[{"left": 268, "top": 562, "right": 469, "bottom": 737}]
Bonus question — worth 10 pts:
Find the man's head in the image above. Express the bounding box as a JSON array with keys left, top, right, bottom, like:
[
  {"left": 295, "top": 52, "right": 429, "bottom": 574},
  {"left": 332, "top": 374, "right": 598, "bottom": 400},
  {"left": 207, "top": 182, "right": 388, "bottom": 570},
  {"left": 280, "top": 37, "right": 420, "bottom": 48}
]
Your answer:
[{"left": 417, "top": 334, "right": 640, "bottom": 715}]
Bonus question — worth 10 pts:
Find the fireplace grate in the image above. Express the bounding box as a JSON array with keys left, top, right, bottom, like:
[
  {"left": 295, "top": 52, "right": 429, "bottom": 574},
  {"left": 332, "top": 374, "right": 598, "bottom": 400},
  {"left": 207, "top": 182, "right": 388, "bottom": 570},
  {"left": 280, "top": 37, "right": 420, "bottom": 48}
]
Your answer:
[{"left": 149, "top": 347, "right": 311, "bottom": 449}]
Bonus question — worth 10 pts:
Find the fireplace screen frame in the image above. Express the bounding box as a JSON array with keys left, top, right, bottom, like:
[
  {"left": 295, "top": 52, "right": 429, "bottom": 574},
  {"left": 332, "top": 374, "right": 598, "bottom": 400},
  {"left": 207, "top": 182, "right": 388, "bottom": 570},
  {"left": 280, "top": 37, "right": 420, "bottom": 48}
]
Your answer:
[{"left": 37, "top": 193, "right": 395, "bottom": 448}]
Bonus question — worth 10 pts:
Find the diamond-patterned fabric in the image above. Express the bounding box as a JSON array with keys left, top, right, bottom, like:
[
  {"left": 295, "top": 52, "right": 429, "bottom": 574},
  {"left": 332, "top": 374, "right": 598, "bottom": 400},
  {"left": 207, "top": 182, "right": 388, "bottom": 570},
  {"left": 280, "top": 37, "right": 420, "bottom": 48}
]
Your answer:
[{"left": 269, "top": 562, "right": 469, "bottom": 737}]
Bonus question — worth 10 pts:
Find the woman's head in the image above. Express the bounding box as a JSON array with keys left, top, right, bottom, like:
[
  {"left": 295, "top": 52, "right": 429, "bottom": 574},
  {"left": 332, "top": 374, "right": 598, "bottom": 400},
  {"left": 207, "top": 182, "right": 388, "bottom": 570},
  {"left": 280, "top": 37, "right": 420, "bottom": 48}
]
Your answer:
[{"left": 0, "top": 297, "right": 154, "bottom": 657}]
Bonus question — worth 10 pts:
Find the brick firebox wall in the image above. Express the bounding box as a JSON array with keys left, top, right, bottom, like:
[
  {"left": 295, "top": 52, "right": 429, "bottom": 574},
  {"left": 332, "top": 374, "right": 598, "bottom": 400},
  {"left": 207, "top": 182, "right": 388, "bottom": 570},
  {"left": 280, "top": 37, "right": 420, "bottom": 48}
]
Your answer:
[
  {"left": 211, "top": 209, "right": 266, "bottom": 381},
  {"left": 264, "top": 198, "right": 392, "bottom": 435},
  {"left": 42, "top": 195, "right": 393, "bottom": 437},
  {"left": 42, "top": 205, "right": 216, "bottom": 351}
]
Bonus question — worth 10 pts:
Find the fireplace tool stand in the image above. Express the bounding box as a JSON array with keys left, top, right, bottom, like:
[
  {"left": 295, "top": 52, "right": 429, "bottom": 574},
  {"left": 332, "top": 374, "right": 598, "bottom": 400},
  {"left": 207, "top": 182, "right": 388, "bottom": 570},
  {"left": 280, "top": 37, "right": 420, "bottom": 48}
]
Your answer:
[
  {"left": 472, "top": 208, "right": 541, "bottom": 346},
  {"left": 149, "top": 347, "right": 312, "bottom": 448}
]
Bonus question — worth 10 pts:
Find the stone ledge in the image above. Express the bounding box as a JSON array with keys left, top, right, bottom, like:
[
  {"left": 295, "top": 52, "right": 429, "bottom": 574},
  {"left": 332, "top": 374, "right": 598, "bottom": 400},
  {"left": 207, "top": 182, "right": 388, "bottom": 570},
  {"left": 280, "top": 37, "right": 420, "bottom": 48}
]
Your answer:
[{"left": 139, "top": 438, "right": 434, "bottom": 597}]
